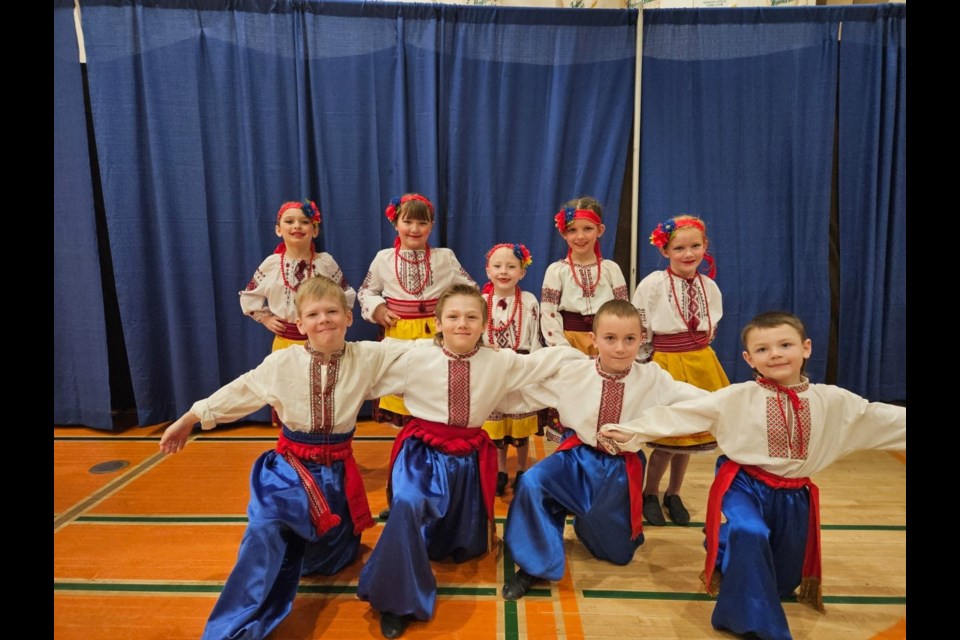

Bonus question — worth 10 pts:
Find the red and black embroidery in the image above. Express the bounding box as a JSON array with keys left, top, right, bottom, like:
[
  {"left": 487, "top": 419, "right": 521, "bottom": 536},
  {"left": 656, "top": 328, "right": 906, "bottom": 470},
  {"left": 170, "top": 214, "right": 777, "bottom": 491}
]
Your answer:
[
  {"left": 594, "top": 359, "right": 628, "bottom": 431},
  {"left": 613, "top": 284, "right": 629, "bottom": 300},
  {"left": 541, "top": 287, "right": 561, "bottom": 305},
  {"left": 307, "top": 344, "right": 344, "bottom": 434},
  {"left": 761, "top": 380, "right": 812, "bottom": 460},
  {"left": 443, "top": 346, "right": 478, "bottom": 427}
]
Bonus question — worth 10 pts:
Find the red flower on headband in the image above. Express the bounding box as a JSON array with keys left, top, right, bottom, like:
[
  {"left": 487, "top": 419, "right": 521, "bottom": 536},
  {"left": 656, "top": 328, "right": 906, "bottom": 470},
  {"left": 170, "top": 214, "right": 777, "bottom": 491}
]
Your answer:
[{"left": 385, "top": 193, "right": 434, "bottom": 223}]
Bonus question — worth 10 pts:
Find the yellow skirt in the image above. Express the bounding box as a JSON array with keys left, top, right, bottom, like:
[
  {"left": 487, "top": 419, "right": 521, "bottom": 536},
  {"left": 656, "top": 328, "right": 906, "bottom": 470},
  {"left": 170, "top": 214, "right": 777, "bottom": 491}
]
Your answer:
[
  {"left": 648, "top": 346, "right": 729, "bottom": 452},
  {"left": 376, "top": 317, "right": 438, "bottom": 420},
  {"left": 563, "top": 330, "right": 598, "bottom": 357},
  {"left": 482, "top": 414, "right": 539, "bottom": 444},
  {"left": 271, "top": 335, "right": 306, "bottom": 352}
]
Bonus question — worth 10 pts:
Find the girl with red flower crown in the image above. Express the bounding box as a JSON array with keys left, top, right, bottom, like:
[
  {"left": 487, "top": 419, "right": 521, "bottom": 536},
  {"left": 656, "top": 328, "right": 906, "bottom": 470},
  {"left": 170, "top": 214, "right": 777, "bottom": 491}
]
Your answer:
[
  {"left": 479, "top": 243, "right": 543, "bottom": 496},
  {"left": 240, "top": 199, "right": 356, "bottom": 424},
  {"left": 631, "top": 214, "right": 729, "bottom": 527},
  {"left": 539, "top": 197, "right": 629, "bottom": 439},
  {"left": 357, "top": 194, "right": 477, "bottom": 519}
]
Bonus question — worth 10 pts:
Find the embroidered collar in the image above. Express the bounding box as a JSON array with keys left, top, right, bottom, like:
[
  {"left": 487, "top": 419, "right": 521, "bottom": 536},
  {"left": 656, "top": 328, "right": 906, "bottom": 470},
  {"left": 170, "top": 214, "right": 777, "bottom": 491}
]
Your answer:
[
  {"left": 594, "top": 357, "right": 631, "bottom": 382},
  {"left": 305, "top": 343, "right": 346, "bottom": 364},
  {"left": 756, "top": 377, "right": 809, "bottom": 395},
  {"left": 441, "top": 345, "right": 481, "bottom": 360}
]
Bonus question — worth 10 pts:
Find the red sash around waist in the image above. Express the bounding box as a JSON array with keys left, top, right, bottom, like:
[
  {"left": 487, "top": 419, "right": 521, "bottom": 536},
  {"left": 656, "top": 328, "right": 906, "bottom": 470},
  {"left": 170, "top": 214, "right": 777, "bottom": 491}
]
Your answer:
[
  {"left": 385, "top": 297, "right": 438, "bottom": 319},
  {"left": 276, "top": 432, "right": 374, "bottom": 536},
  {"left": 388, "top": 418, "right": 497, "bottom": 521},
  {"left": 560, "top": 311, "right": 594, "bottom": 332},
  {"left": 275, "top": 319, "right": 306, "bottom": 341},
  {"left": 556, "top": 434, "right": 645, "bottom": 540},
  {"left": 652, "top": 332, "right": 711, "bottom": 353},
  {"left": 703, "top": 459, "right": 823, "bottom": 612}
]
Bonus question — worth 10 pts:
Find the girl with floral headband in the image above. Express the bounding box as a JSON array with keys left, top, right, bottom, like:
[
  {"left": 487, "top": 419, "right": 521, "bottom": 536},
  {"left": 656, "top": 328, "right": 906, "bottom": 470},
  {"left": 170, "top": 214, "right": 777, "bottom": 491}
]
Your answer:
[
  {"left": 540, "top": 197, "right": 629, "bottom": 354},
  {"left": 539, "top": 197, "right": 629, "bottom": 440},
  {"left": 479, "top": 243, "right": 542, "bottom": 496},
  {"left": 357, "top": 193, "right": 477, "bottom": 519},
  {"left": 240, "top": 199, "right": 356, "bottom": 426},
  {"left": 631, "top": 214, "right": 729, "bottom": 527}
]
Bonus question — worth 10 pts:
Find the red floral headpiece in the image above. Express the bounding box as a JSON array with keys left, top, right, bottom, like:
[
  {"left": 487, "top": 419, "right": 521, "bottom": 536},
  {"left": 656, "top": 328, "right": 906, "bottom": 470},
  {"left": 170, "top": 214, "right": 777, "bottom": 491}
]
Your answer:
[
  {"left": 554, "top": 207, "right": 602, "bottom": 233},
  {"left": 385, "top": 193, "right": 435, "bottom": 223},
  {"left": 649, "top": 215, "right": 715, "bottom": 279},
  {"left": 486, "top": 243, "right": 533, "bottom": 269},
  {"left": 276, "top": 199, "right": 321, "bottom": 225}
]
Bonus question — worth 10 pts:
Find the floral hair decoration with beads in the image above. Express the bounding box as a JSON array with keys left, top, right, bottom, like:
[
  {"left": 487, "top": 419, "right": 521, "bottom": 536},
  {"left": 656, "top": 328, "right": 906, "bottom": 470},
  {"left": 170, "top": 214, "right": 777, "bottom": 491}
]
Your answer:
[
  {"left": 384, "top": 193, "right": 435, "bottom": 223},
  {"left": 648, "top": 215, "right": 716, "bottom": 279},
  {"left": 276, "top": 199, "right": 321, "bottom": 225},
  {"left": 486, "top": 243, "right": 533, "bottom": 270},
  {"left": 554, "top": 207, "right": 602, "bottom": 233}
]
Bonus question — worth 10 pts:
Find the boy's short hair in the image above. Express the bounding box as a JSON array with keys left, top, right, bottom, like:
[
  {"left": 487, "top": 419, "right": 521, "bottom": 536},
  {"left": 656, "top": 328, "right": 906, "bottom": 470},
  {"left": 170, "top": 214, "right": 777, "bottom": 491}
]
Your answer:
[
  {"left": 740, "top": 311, "right": 808, "bottom": 348},
  {"left": 561, "top": 196, "right": 603, "bottom": 221},
  {"left": 592, "top": 299, "right": 644, "bottom": 334},
  {"left": 435, "top": 284, "right": 487, "bottom": 320},
  {"left": 295, "top": 276, "right": 349, "bottom": 314}
]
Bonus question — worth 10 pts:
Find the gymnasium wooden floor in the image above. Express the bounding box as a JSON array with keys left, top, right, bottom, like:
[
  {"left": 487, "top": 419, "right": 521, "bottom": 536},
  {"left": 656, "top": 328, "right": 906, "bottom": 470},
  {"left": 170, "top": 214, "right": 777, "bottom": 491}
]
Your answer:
[{"left": 54, "top": 421, "right": 906, "bottom": 639}]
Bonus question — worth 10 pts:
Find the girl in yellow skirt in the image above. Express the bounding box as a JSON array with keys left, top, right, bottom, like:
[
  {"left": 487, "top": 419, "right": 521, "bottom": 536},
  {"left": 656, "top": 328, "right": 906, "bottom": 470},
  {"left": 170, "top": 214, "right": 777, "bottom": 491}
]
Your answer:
[
  {"left": 357, "top": 193, "right": 477, "bottom": 518},
  {"left": 479, "top": 243, "right": 542, "bottom": 495},
  {"left": 631, "top": 215, "right": 729, "bottom": 526},
  {"left": 240, "top": 199, "right": 357, "bottom": 425},
  {"left": 539, "top": 197, "right": 629, "bottom": 439}
]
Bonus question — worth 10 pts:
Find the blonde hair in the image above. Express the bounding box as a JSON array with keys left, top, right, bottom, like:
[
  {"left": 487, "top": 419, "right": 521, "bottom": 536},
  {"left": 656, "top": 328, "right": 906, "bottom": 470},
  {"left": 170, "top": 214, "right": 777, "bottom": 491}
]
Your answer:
[
  {"left": 434, "top": 284, "right": 486, "bottom": 347},
  {"left": 295, "top": 276, "right": 349, "bottom": 315}
]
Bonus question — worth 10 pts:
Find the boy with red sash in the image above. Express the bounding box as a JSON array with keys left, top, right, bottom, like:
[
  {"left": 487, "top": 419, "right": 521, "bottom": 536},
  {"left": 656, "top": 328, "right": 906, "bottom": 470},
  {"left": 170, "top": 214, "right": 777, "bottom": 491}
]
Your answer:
[
  {"left": 161, "top": 276, "right": 412, "bottom": 640},
  {"left": 499, "top": 300, "right": 706, "bottom": 600},
  {"left": 600, "top": 311, "right": 906, "bottom": 640}
]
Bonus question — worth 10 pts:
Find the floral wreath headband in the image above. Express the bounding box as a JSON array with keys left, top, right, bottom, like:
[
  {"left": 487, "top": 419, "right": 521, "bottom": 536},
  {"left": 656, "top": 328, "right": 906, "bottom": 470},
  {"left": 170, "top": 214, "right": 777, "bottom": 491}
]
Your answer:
[
  {"left": 648, "top": 216, "right": 716, "bottom": 279},
  {"left": 554, "top": 207, "right": 602, "bottom": 233},
  {"left": 276, "top": 199, "right": 322, "bottom": 225},
  {"left": 486, "top": 243, "right": 533, "bottom": 269},
  {"left": 385, "top": 194, "right": 435, "bottom": 223}
]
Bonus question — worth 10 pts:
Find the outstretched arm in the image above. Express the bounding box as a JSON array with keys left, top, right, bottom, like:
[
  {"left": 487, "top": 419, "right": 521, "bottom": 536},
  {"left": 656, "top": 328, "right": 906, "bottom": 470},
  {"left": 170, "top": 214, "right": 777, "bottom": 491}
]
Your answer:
[{"left": 159, "top": 411, "right": 200, "bottom": 454}]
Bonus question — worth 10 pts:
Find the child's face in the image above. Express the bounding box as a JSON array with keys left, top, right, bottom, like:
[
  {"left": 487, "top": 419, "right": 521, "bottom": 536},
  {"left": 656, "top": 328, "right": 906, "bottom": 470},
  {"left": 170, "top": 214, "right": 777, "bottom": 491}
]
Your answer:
[
  {"left": 742, "top": 324, "right": 812, "bottom": 386},
  {"left": 563, "top": 218, "right": 605, "bottom": 262},
  {"left": 438, "top": 294, "right": 485, "bottom": 354},
  {"left": 396, "top": 214, "right": 433, "bottom": 251},
  {"left": 296, "top": 295, "right": 353, "bottom": 353},
  {"left": 485, "top": 247, "right": 525, "bottom": 294},
  {"left": 660, "top": 227, "right": 707, "bottom": 279},
  {"left": 275, "top": 209, "right": 319, "bottom": 247},
  {"left": 590, "top": 314, "right": 644, "bottom": 374}
]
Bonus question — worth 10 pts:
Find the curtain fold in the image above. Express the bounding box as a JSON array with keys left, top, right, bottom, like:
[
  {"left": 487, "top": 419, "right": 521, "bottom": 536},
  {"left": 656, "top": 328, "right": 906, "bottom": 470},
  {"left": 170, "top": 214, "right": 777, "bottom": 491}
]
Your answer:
[
  {"left": 79, "top": 0, "right": 637, "bottom": 424},
  {"left": 638, "top": 7, "right": 842, "bottom": 384},
  {"left": 54, "top": 0, "right": 113, "bottom": 429},
  {"left": 836, "top": 4, "right": 906, "bottom": 401}
]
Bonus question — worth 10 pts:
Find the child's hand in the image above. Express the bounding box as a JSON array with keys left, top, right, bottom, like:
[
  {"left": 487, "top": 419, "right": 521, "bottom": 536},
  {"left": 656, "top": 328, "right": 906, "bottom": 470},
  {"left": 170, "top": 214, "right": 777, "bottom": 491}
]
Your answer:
[
  {"left": 159, "top": 415, "right": 197, "bottom": 454},
  {"left": 598, "top": 426, "right": 634, "bottom": 444},
  {"left": 595, "top": 433, "right": 622, "bottom": 455},
  {"left": 373, "top": 304, "right": 400, "bottom": 328},
  {"left": 262, "top": 316, "right": 287, "bottom": 335}
]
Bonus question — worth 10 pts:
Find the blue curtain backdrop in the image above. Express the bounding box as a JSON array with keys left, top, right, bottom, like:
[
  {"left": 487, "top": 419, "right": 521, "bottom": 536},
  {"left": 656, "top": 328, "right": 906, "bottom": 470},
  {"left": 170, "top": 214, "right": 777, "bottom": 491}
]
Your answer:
[
  {"left": 638, "top": 8, "right": 842, "bottom": 385},
  {"left": 79, "top": 0, "right": 636, "bottom": 425},
  {"left": 836, "top": 5, "right": 906, "bottom": 402},
  {"left": 54, "top": 0, "right": 114, "bottom": 429}
]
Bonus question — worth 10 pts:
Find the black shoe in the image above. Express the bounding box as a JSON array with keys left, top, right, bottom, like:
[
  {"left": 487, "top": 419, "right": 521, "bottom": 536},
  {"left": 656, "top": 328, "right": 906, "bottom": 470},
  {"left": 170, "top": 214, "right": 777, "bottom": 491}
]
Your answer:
[
  {"left": 379, "top": 612, "right": 410, "bottom": 639},
  {"left": 643, "top": 494, "right": 666, "bottom": 526},
  {"left": 379, "top": 507, "right": 391, "bottom": 521},
  {"left": 502, "top": 569, "right": 536, "bottom": 601},
  {"left": 663, "top": 494, "right": 690, "bottom": 525},
  {"left": 512, "top": 470, "right": 525, "bottom": 490},
  {"left": 496, "top": 471, "right": 509, "bottom": 496}
]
